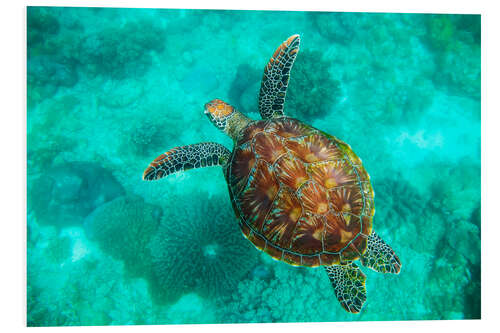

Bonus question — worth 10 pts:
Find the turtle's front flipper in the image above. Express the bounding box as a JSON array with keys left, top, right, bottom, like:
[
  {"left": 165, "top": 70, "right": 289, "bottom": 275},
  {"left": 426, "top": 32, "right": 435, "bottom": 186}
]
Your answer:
[
  {"left": 325, "top": 262, "right": 367, "bottom": 314},
  {"left": 361, "top": 232, "right": 401, "bottom": 274},
  {"left": 258, "top": 34, "right": 300, "bottom": 119},
  {"left": 143, "top": 142, "right": 231, "bottom": 180}
]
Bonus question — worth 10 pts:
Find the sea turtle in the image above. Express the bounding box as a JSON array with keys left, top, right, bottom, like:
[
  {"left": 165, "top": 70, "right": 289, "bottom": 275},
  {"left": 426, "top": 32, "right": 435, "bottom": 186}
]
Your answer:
[{"left": 143, "top": 34, "right": 401, "bottom": 314}]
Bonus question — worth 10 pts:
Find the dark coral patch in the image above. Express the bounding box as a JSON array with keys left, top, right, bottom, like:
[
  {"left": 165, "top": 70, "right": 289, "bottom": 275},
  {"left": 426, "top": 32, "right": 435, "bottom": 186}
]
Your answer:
[
  {"left": 239, "top": 160, "right": 279, "bottom": 232},
  {"left": 254, "top": 132, "right": 287, "bottom": 164},
  {"left": 290, "top": 214, "right": 325, "bottom": 255},
  {"left": 309, "top": 160, "right": 357, "bottom": 189},
  {"left": 286, "top": 134, "right": 342, "bottom": 163},
  {"left": 299, "top": 181, "right": 330, "bottom": 215},
  {"left": 262, "top": 189, "right": 302, "bottom": 249},
  {"left": 274, "top": 153, "right": 309, "bottom": 191}
]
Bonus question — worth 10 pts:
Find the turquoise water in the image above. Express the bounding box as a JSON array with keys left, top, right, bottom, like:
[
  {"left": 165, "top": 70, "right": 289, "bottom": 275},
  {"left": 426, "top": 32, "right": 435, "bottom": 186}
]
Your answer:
[{"left": 27, "top": 7, "right": 481, "bottom": 325}]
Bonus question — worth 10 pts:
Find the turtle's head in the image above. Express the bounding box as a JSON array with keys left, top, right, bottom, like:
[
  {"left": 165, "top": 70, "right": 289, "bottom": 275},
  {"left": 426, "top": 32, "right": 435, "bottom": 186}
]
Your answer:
[{"left": 204, "top": 99, "right": 250, "bottom": 140}]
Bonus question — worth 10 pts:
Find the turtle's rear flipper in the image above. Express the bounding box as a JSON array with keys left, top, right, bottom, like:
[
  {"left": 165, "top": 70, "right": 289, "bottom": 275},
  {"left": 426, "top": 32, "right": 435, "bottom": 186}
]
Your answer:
[
  {"left": 143, "top": 142, "right": 231, "bottom": 181},
  {"left": 325, "top": 262, "right": 367, "bottom": 314},
  {"left": 360, "top": 232, "right": 401, "bottom": 274},
  {"left": 258, "top": 34, "right": 300, "bottom": 119}
]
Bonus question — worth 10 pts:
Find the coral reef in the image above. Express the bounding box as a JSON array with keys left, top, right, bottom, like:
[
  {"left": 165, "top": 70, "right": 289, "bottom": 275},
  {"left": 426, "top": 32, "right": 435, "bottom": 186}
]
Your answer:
[
  {"left": 27, "top": 7, "right": 82, "bottom": 106},
  {"left": 228, "top": 63, "right": 262, "bottom": 113},
  {"left": 424, "top": 15, "right": 480, "bottom": 99},
  {"left": 42, "top": 233, "right": 73, "bottom": 265},
  {"left": 310, "top": 12, "right": 358, "bottom": 45},
  {"left": 79, "top": 18, "right": 167, "bottom": 79},
  {"left": 428, "top": 159, "right": 480, "bottom": 221},
  {"left": 216, "top": 260, "right": 341, "bottom": 323},
  {"left": 285, "top": 50, "right": 341, "bottom": 120},
  {"left": 96, "top": 78, "right": 145, "bottom": 109},
  {"left": 84, "top": 195, "right": 162, "bottom": 277},
  {"left": 27, "top": 94, "right": 82, "bottom": 177},
  {"left": 426, "top": 225, "right": 480, "bottom": 319},
  {"left": 27, "top": 55, "right": 79, "bottom": 106},
  {"left": 371, "top": 175, "right": 428, "bottom": 232},
  {"left": 29, "top": 161, "right": 125, "bottom": 228},
  {"left": 148, "top": 192, "right": 260, "bottom": 304},
  {"left": 27, "top": 7, "right": 60, "bottom": 48}
]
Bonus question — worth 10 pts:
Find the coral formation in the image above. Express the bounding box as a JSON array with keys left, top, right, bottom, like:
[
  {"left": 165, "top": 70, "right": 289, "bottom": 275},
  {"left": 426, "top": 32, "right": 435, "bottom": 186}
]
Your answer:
[
  {"left": 285, "top": 50, "right": 341, "bottom": 120},
  {"left": 29, "top": 161, "right": 125, "bottom": 228},
  {"left": 310, "top": 12, "right": 358, "bottom": 45},
  {"left": 424, "top": 14, "right": 480, "bottom": 99},
  {"left": 228, "top": 63, "right": 262, "bottom": 113},
  {"left": 79, "top": 18, "right": 167, "bottom": 79},
  {"left": 27, "top": 7, "right": 82, "bottom": 106},
  {"left": 428, "top": 159, "right": 480, "bottom": 220},
  {"left": 148, "top": 192, "right": 260, "bottom": 304},
  {"left": 84, "top": 195, "right": 162, "bottom": 277},
  {"left": 217, "top": 261, "right": 340, "bottom": 323},
  {"left": 43, "top": 234, "right": 73, "bottom": 265},
  {"left": 27, "top": 7, "right": 60, "bottom": 47}
]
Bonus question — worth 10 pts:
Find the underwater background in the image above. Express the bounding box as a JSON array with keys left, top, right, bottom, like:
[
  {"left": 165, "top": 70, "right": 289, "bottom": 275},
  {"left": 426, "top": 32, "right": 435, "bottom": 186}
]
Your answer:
[{"left": 26, "top": 7, "right": 480, "bottom": 325}]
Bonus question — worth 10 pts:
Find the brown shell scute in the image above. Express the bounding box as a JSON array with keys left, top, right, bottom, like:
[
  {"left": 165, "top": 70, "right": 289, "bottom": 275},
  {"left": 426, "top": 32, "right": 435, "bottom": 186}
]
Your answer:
[
  {"left": 286, "top": 134, "right": 342, "bottom": 163},
  {"left": 262, "top": 189, "right": 302, "bottom": 249},
  {"left": 309, "top": 160, "right": 357, "bottom": 189},
  {"left": 254, "top": 132, "right": 287, "bottom": 164},
  {"left": 299, "top": 181, "right": 329, "bottom": 215},
  {"left": 239, "top": 160, "right": 278, "bottom": 232},
  {"left": 227, "top": 118, "right": 374, "bottom": 267},
  {"left": 291, "top": 214, "right": 325, "bottom": 254},
  {"left": 230, "top": 144, "right": 255, "bottom": 196}
]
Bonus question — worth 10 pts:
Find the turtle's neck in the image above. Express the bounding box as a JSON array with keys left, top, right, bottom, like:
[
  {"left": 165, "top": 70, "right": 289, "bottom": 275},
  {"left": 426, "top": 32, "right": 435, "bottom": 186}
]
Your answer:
[{"left": 226, "top": 111, "right": 252, "bottom": 142}]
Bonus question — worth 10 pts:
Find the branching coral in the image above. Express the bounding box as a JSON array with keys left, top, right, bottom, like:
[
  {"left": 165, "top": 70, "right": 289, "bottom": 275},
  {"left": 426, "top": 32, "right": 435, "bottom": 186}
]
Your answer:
[
  {"left": 148, "top": 192, "right": 260, "bottom": 304},
  {"left": 216, "top": 261, "right": 343, "bottom": 323},
  {"left": 84, "top": 195, "right": 162, "bottom": 278},
  {"left": 285, "top": 50, "right": 341, "bottom": 121}
]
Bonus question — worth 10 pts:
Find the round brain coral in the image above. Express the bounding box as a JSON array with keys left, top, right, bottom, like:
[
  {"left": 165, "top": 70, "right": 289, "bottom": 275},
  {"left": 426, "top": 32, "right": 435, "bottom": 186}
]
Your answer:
[
  {"left": 85, "top": 195, "right": 162, "bottom": 278},
  {"left": 148, "top": 192, "right": 259, "bottom": 304}
]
